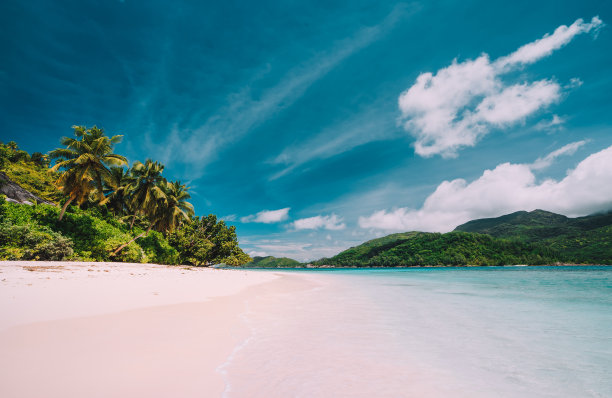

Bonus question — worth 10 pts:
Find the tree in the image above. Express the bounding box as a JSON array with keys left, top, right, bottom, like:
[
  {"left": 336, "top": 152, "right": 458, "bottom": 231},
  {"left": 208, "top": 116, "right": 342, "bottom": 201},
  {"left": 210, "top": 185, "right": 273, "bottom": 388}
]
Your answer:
[
  {"left": 49, "top": 126, "right": 127, "bottom": 220},
  {"left": 167, "top": 215, "right": 251, "bottom": 266},
  {"left": 110, "top": 160, "right": 170, "bottom": 257},
  {"left": 105, "top": 166, "right": 135, "bottom": 217},
  {"left": 127, "top": 159, "right": 166, "bottom": 229},
  {"left": 153, "top": 181, "right": 194, "bottom": 234},
  {"left": 30, "top": 152, "right": 50, "bottom": 168}
]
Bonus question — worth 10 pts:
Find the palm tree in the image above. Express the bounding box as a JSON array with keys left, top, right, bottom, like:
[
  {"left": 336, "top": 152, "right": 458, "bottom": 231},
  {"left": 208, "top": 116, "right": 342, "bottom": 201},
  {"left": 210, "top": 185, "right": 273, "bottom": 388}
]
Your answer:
[
  {"left": 109, "top": 160, "right": 168, "bottom": 257},
  {"left": 153, "top": 181, "right": 194, "bottom": 233},
  {"left": 49, "top": 126, "right": 127, "bottom": 220},
  {"left": 110, "top": 180, "right": 195, "bottom": 257},
  {"left": 30, "top": 152, "right": 50, "bottom": 168},
  {"left": 106, "top": 166, "right": 135, "bottom": 217},
  {"left": 127, "top": 159, "right": 166, "bottom": 228}
]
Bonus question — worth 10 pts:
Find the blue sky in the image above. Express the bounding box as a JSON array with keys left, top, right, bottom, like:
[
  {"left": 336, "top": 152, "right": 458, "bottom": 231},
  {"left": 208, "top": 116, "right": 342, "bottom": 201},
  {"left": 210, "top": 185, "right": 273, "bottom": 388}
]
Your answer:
[{"left": 2, "top": 0, "right": 612, "bottom": 261}]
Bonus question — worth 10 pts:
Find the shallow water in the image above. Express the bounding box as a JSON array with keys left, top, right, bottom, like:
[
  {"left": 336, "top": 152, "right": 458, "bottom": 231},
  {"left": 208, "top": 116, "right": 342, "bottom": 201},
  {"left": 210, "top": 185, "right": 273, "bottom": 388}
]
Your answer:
[{"left": 223, "top": 267, "right": 612, "bottom": 397}]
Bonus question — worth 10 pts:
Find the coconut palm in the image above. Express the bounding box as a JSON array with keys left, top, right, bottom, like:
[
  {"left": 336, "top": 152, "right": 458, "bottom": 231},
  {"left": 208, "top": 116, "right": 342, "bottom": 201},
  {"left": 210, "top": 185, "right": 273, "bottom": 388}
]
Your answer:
[
  {"left": 49, "top": 126, "right": 127, "bottom": 220},
  {"left": 127, "top": 159, "right": 166, "bottom": 228},
  {"left": 153, "top": 181, "right": 194, "bottom": 233},
  {"left": 30, "top": 152, "right": 49, "bottom": 168},
  {"left": 103, "top": 166, "right": 135, "bottom": 217},
  {"left": 109, "top": 160, "right": 170, "bottom": 257}
]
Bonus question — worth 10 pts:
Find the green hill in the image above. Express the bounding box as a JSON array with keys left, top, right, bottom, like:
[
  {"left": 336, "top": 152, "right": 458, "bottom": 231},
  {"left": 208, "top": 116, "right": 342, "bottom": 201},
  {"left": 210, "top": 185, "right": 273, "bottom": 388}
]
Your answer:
[
  {"left": 312, "top": 231, "right": 563, "bottom": 267},
  {"left": 313, "top": 210, "right": 612, "bottom": 267},
  {"left": 453, "top": 209, "right": 612, "bottom": 264},
  {"left": 454, "top": 209, "right": 612, "bottom": 241},
  {"left": 243, "top": 256, "right": 302, "bottom": 268}
]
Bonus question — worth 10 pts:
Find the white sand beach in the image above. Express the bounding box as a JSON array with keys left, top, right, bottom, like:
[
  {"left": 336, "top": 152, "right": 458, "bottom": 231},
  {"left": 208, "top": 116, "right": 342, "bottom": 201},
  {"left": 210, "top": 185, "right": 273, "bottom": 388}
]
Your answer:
[{"left": 0, "top": 261, "right": 313, "bottom": 398}]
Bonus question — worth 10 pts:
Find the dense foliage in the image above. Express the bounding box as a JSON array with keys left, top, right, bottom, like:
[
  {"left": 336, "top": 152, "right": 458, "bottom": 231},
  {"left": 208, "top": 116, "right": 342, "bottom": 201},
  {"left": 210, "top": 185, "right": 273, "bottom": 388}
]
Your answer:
[
  {"left": 167, "top": 215, "right": 251, "bottom": 266},
  {"left": 454, "top": 209, "right": 612, "bottom": 241},
  {"left": 0, "top": 133, "right": 250, "bottom": 266},
  {"left": 0, "top": 142, "right": 61, "bottom": 202},
  {"left": 312, "top": 210, "right": 612, "bottom": 267},
  {"left": 454, "top": 209, "right": 612, "bottom": 264},
  {"left": 243, "top": 256, "right": 302, "bottom": 268},
  {"left": 0, "top": 219, "right": 73, "bottom": 261}
]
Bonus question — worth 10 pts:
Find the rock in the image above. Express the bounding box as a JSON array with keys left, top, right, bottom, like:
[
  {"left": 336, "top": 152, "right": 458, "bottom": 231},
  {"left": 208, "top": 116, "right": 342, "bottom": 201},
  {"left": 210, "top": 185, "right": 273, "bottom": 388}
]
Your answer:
[{"left": 0, "top": 171, "right": 56, "bottom": 206}]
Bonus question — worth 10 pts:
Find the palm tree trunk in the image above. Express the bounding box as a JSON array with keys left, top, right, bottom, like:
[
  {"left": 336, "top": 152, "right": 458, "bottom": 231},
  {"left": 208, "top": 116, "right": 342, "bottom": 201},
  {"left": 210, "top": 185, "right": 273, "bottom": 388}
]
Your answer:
[
  {"left": 110, "top": 224, "right": 152, "bottom": 257},
  {"left": 130, "top": 213, "right": 137, "bottom": 229},
  {"left": 58, "top": 197, "right": 74, "bottom": 221}
]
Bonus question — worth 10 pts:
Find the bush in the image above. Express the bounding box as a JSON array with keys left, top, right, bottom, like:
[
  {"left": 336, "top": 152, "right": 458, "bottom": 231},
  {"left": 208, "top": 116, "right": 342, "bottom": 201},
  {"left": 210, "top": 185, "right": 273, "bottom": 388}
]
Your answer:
[
  {"left": 167, "top": 215, "right": 251, "bottom": 266},
  {"left": 0, "top": 221, "right": 73, "bottom": 260},
  {"left": 1, "top": 200, "right": 144, "bottom": 262},
  {"left": 139, "top": 230, "right": 179, "bottom": 264}
]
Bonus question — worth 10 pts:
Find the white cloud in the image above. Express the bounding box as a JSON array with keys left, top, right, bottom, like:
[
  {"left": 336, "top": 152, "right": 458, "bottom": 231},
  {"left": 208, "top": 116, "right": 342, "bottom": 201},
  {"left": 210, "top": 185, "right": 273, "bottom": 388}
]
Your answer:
[
  {"left": 495, "top": 17, "right": 603, "bottom": 69},
  {"left": 255, "top": 243, "right": 311, "bottom": 252},
  {"left": 474, "top": 80, "right": 560, "bottom": 125},
  {"left": 241, "top": 208, "right": 290, "bottom": 224},
  {"left": 534, "top": 114, "right": 566, "bottom": 132},
  {"left": 566, "top": 77, "right": 584, "bottom": 88},
  {"left": 247, "top": 242, "right": 348, "bottom": 262},
  {"left": 398, "top": 16, "right": 603, "bottom": 158},
  {"left": 248, "top": 251, "right": 269, "bottom": 258},
  {"left": 220, "top": 214, "right": 237, "bottom": 222},
  {"left": 359, "top": 145, "right": 612, "bottom": 232},
  {"left": 292, "top": 214, "right": 346, "bottom": 230},
  {"left": 530, "top": 140, "right": 588, "bottom": 170}
]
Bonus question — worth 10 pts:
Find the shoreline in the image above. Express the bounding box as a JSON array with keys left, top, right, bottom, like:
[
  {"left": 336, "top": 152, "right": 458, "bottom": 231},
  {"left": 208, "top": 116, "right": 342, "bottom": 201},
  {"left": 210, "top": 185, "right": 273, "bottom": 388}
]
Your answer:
[
  {"left": 234, "top": 263, "right": 611, "bottom": 270},
  {"left": 0, "top": 261, "right": 314, "bottom": 398}
]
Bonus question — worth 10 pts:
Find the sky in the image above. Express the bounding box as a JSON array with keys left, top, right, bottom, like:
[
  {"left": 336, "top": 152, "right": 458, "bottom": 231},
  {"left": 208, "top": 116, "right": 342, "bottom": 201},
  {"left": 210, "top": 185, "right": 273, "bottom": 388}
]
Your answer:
[{"left": 1, "top": 0, "right": 612, "bottom": 261}]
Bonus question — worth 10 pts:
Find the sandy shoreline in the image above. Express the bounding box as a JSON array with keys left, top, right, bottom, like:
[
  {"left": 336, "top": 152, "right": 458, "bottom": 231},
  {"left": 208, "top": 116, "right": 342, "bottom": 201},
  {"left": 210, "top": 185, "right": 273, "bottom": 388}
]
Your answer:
[{"left": 0, "top": 261, "right": 311, "bottom": 398}]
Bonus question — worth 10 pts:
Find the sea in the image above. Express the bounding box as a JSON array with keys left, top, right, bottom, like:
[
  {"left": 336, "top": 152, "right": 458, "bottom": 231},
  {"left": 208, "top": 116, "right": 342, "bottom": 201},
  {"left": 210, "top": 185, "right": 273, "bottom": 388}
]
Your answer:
[{"left": 220, "top": 266, "right": 612, "bottom": 397}]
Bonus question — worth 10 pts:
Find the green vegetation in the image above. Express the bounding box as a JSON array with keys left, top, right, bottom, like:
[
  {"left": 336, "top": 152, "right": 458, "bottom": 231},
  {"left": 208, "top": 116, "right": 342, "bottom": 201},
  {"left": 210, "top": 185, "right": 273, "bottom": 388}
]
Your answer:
[
  {"left": 313, "top": 210, "right": 612, "bottom": 267},
  {"left": 0, "top": 142, "right": 61, "bottom": 202},
  {"left": 453, "top": 209, "right": 612, "bottom": 265},
  {"left": 454, "top": 209, "right": 612, "bottom": 240},
  {"left": 243, "top": 256, "right": 303, "bottom": 268},
  {"left": 49, "top": 126, "right": 128, "bottom": 220},
  {"left": 0, "top": 129, "right": 250, "bottom": 266},
  {"left": 2, "top": 132, "right": 609, "bottom": 268}
]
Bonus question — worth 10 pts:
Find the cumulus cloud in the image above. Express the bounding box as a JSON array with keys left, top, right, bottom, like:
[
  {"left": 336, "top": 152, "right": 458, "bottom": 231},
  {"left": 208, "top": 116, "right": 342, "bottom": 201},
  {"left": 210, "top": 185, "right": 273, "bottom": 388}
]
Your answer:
[
  {"left": 246, "top": 242, "right": 348, "bottom": 262},
  {"left": 220, "top": 214, "right": 237, "bottom": 222},
  {"left": 241, "top": 208, "right": 290, "bottom": 223},
  {"left": 398, "top": 16, "right": 603, "bottom": 158},
  {"left": 530, "top": 140, "right": 588, "bottom": 170},
  {"left": 292, "top": 214, "right": 346, "bottom": 230},
  {"left": 359, "top": 144, "right": 612, "bottom": 232}
]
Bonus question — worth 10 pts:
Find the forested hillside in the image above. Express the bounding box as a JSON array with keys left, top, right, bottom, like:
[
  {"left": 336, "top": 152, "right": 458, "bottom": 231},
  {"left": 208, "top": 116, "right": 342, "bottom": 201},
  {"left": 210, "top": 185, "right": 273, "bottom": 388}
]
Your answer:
[
  {"left": 312, "top": 210, "right": 612, "bottom": 267},
  {"left": 243, "top": 256, "right": 302, "bottom": 268}
]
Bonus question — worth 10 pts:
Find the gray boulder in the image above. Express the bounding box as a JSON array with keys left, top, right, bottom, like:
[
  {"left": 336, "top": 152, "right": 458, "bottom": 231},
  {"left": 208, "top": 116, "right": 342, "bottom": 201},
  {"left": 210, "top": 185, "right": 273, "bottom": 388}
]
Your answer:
[{"left": 0, "top": 171, "right": 56, "bottom": 206}]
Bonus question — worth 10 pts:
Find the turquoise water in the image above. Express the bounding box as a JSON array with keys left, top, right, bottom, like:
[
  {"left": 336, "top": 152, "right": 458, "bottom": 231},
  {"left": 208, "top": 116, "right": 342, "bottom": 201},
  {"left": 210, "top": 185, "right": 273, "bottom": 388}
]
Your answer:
[{"left": 224, "top": 267, "right": 612, "bottom": 397}]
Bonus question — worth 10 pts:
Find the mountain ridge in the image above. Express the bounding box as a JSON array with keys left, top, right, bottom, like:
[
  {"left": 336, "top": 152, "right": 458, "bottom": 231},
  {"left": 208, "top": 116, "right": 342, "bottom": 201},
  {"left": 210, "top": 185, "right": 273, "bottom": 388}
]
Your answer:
[{"left": 308, "top": 209, "right": 612, "bottom": 267}]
